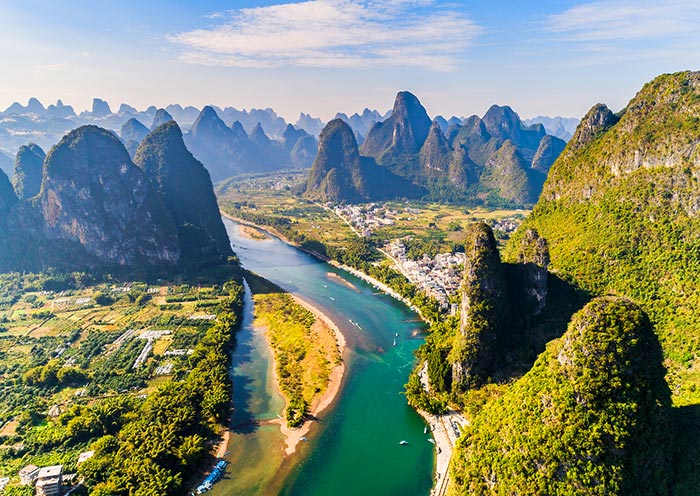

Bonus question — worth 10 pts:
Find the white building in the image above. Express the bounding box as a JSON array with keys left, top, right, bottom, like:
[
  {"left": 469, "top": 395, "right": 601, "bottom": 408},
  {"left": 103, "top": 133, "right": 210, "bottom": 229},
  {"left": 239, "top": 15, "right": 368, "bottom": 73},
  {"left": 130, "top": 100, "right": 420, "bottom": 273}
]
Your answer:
[
  {"left": 19, "top": 464, "right": 39, "bottom": 485},
  {"left": 35, "top": 465, "right": 62, "bottom": 496}
]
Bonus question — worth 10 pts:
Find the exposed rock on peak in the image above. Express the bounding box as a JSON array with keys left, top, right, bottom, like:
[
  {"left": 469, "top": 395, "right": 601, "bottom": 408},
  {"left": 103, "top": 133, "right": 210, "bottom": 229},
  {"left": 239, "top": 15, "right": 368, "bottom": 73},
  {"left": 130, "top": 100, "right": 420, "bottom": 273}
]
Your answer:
[
  {"left": 361, "top": 91, "right": 432, "bottom": 158},
  {"left": 40, "top": 125, "right": 179, "bottom": 268},
  {"left": 451, "top": 222, "right": 509, "bottom": 390},
  {"left": 12, "top": 144, "right": 45, "bottom": 200},
  {"left": 419, "top": 120, "right": 451, "bottom": 172},
  {"left": 570, "top": 103, "right": 619, "bottom": 151},
  {"left": 134, "top": 121, "right": 232, "bottom": 263}
]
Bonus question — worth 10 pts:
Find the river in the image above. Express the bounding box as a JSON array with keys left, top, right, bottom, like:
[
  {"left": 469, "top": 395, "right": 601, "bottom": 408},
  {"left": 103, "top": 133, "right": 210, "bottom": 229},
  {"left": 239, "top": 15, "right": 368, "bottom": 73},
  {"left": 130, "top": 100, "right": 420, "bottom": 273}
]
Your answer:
[{"left": 211, "top": 218, "right": 434, "bottom": 495}]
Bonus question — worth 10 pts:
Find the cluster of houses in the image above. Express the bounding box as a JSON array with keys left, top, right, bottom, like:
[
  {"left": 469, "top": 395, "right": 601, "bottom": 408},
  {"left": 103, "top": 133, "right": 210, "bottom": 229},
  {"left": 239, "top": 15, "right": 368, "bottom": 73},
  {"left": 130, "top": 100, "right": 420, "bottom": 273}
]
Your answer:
[
  {"left": 17, "top": 451, "right": 92, "bottom": 495},
  {"left": 492, "top": 217, "right": 522, "bottom": 235},
  {"left": 333, "top": 204, "right": 396, "bottom": 237},
  {"left": 385, "top": 240, "right": 464, "bottom": 309}
]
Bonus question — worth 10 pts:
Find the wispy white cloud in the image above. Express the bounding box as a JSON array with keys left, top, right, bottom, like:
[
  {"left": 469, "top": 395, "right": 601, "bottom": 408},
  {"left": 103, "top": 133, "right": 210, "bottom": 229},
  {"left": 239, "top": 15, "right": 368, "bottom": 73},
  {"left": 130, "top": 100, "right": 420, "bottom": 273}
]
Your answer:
[
  {"left": 546, "top": 0, "right": 700, "bottom": 42},
  {"left": 168, "top": 0, "right": 481, "bottom": 71}
]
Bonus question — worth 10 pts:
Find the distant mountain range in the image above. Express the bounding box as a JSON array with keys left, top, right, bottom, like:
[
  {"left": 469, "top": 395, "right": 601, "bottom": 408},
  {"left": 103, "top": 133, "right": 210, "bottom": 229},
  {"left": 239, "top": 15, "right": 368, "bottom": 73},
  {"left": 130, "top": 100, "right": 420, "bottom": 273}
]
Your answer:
[
  {"left": 0, "top": 96, "right": 569, "bottom": 205},
  {"left": 304, "top": 92, "right": 567, "bottom": 207},
  {"left": 523, "top": 116, "right": 580, "bottom": 141}
]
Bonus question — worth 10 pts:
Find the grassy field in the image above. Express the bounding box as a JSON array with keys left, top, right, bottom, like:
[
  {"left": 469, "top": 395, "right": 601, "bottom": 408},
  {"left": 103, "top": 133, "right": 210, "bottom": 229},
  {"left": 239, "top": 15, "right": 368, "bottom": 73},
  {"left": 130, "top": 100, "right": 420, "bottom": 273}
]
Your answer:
[
  {"left": 247, "top": 273, "right": 341, "bottom": 428},
  {"left": 217, "top": 177, "right": 528, "bottom": 253}
]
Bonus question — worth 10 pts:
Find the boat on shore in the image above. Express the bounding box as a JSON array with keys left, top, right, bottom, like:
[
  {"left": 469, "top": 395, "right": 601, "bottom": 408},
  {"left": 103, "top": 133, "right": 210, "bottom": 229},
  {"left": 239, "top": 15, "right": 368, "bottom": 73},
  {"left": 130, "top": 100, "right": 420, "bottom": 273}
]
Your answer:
[{"left": 194, "top": 459, "right": 228, "bottom": 494}]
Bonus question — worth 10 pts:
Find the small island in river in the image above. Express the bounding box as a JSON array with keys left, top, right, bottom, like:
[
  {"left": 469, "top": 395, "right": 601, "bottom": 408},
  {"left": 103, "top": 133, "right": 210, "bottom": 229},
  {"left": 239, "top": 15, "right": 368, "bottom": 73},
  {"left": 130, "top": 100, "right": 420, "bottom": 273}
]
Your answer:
[{"left": 246, "top": 272, "right": 346, "bottom": 456}]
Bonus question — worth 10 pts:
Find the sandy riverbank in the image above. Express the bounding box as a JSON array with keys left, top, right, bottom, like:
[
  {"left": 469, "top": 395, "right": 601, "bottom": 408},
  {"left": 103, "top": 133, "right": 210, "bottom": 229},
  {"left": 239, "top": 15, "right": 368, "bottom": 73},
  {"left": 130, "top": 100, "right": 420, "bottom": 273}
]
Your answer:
[
  {"left": 238, "top": 224, "right": 270, "bottom": 240},
  {"left": 221, "top": 211, "right": 451, "bottom": 492},
  {"left": 221, "top": 211, "right": 425, "bottom": 316},
  {"left": 267, "top": 294, "right": 347, "bottom": 456}
]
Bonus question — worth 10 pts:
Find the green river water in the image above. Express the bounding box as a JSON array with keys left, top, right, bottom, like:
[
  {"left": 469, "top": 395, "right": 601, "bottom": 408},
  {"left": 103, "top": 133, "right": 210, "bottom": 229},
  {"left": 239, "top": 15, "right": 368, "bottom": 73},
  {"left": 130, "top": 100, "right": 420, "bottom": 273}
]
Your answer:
[{"left": 210, "top": 219, "right": 434, "bottom": 496}]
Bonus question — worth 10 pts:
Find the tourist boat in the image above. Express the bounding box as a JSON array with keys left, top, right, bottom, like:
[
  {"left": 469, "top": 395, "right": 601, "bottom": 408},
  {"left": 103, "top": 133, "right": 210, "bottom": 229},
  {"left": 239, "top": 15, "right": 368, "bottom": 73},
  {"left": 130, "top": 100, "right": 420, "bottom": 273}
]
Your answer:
[
  {"left": 428, "top": 438, "right": 435, "bottom": 444},
  {"left": 399, "top": 440, "right": 409, "bottom": 445},
  {"left": 194, "top": 459, "right": 228, "bottom": 494},
  {"left": 424, "top": 426, "right": 427, "bottom": 434}
]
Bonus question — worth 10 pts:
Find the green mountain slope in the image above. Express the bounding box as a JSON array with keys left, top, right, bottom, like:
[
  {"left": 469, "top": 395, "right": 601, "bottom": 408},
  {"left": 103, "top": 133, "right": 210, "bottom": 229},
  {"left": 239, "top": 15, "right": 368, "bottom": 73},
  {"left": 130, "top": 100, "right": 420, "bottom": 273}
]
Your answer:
[
  {"left": 452, "top": 297, "right": 673, "bottom": 496},
  {"left": 507, "top": 70, "right": 700, "bottom": 404}
]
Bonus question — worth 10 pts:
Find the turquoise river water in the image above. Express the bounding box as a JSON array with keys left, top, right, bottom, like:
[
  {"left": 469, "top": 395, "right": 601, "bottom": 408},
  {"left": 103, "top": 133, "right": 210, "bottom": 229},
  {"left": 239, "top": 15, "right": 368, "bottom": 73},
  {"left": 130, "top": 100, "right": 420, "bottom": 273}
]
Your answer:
[{"left": 210, "top": 219, "right": 434, "bottom": 495}]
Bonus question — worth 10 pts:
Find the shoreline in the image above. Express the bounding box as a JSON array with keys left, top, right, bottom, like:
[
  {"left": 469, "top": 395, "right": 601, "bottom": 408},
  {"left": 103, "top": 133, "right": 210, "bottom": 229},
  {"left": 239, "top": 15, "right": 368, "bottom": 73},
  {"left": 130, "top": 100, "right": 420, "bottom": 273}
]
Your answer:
[
  {"left": 221, "top": 211, "right": 446, "bottom": 489},
  {"left": 262, "top": 293, "right": 347, "bottom": 457},
  {"left": 414, "top": 408, "right": 467, "bottom": 496},
  {"left": 221, "top": 210, "right": 428, "bottom": 321}
]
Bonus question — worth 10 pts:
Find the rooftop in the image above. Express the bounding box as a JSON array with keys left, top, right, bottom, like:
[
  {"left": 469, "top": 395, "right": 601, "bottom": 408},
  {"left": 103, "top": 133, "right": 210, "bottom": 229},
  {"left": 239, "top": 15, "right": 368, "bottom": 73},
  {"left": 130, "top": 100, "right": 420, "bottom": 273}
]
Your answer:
[{"left": 37, "top": 465, "right": 62, "bottom": 479}]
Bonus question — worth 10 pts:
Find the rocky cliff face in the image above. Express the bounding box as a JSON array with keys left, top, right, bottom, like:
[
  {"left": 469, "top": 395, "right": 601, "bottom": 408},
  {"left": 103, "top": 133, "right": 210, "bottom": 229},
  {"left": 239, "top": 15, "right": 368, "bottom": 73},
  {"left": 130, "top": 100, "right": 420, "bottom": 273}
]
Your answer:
[
  {"left": 39, "top": 125, "right": 180, "bottom": 268},
  {"left": 134, "top": 121, "right": 232, "bottom": 263},
  {"left": 511, "top": 229, "right": 549, "bottom": 316},
  {"left": 451, "top": 222, "right": 510, "bottom": 390},
  {"left": 569, "top": 103, "right": 619, "bottom": 152},
  {"left": 305, "top": 119, "right": 424, "bottom": 202},
  {"left": 305, "top": 119, "right": 369, "bottom": 202},
  {"left": 419, "top": 121, "right": 451, "bottom": 173},
  {"left": 361, "top": 91, "right": 432, "bottom": 159},
  {"left": 12, "top": 143, "right": 45, "bottom": 199},
  {"left": 452, "top": 297, "right": 672, "bottom": 496}
]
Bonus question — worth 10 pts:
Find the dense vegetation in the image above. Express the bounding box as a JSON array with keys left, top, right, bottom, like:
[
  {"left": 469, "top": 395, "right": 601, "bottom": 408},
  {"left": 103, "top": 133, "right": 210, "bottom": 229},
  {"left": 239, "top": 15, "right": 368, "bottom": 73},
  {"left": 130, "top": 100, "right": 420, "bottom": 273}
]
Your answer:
[
  {"left": 443, "top": 71, "right": 700, "bottom": 495},
  {"left": 510, "top": 71, "right": 700, "bottom": 405},
  {"left": 247, "top": 273, "right": 341, "bottom": 428},
  {"left": 0, "top": 264, "right": 245, "bottom": 495},
  {"left": 452, "top": 298, "right": 674, "bottom": 495},
  {"left": 80, "top": 280, "right": 243, "bottom": 495}
]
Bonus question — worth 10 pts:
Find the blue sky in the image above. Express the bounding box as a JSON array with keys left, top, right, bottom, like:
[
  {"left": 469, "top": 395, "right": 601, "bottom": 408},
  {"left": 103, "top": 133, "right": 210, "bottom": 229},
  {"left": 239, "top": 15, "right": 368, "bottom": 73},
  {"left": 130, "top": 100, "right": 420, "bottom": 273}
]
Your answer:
[{"left": 1, "top": 0, "right": 699, "bottom": 121}]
